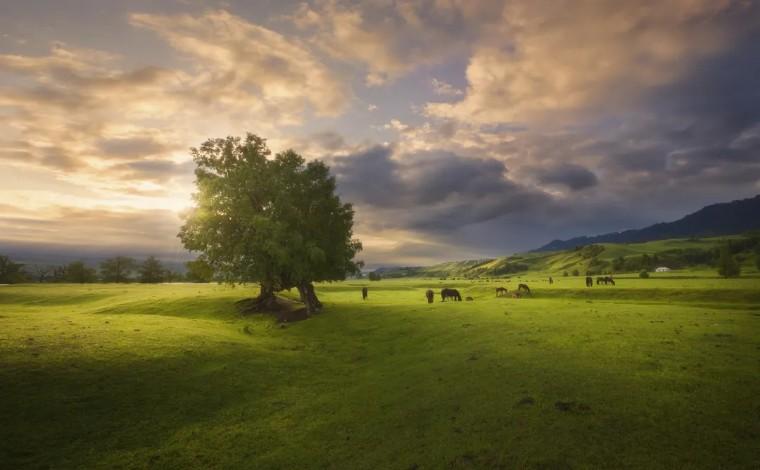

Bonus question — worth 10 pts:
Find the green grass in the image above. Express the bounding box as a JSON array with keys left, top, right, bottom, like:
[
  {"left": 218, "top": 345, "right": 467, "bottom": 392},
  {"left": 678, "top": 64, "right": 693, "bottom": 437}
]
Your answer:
[
  {"left": 1, "top": 278, "right": 760, "bottom": 469},
  {"left": 378, "top": 235, "right": 760, "bottom": 278}
]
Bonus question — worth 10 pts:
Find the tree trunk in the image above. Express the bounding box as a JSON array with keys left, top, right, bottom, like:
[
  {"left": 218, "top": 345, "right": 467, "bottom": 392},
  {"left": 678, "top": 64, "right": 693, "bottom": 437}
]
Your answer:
[
  {"left": 297, "top": 281, "right": 322, "bottom": 316},
  {"left": 255, "top": 282, "right": 279, "bottom": 310}
]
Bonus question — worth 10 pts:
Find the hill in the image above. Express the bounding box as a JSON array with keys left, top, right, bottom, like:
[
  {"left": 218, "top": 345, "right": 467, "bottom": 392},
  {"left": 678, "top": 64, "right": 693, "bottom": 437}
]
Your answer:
[
  {"left": 372, "top": 234, "right": 760, "bottom": 278},
  {"left": 536, "top": 194, "right": 760, "bottom": 252}
]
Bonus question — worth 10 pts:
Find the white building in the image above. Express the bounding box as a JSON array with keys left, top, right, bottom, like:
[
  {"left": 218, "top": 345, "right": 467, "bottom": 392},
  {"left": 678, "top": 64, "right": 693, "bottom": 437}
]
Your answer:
[{"left": 655, "top": 266, "right": 671, "bottom": 272}]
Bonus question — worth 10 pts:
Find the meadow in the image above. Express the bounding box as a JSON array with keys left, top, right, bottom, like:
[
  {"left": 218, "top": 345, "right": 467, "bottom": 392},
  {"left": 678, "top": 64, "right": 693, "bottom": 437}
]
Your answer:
[{"left": 1, "top": 274, "right": 759, "bottom": 469}]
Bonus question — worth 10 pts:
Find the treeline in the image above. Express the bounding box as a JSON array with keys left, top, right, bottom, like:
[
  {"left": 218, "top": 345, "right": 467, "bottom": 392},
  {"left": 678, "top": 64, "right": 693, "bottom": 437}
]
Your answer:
[
  {"left": 584, "top": 234, "right": 760, "bottom": 277},
  {"left": 0, "top": 255, "right": 216, "bottom": 284}
]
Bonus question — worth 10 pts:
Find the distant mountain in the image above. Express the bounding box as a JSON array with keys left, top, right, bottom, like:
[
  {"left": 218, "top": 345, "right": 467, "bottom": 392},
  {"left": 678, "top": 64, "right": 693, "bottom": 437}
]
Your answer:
[{"left": 535, "top": 195, "right": 760, "bottom": 252}]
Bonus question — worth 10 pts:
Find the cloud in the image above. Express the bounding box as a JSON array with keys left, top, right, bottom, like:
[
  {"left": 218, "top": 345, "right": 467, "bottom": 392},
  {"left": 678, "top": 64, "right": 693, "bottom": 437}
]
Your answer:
[
  {"left": 290, "top": 0, "right": 500, "bottom": 85},
  {"left": 431, "top": 78, "right": 463, "bottom": 96},
  {"left": 130, "top": 9, "right": 350, "bottom": 117},
  {"left": 426, "top": 0, "right": 757, "bottom": 123},
  {"left": 0, "top": 205, "right": 184, "bottom": 251},
  {"left": 533, "top": 164, "right": 598, "bottom": 191},
  {"left": 328, "top": 145, "right": 550, "bottom": 231}
]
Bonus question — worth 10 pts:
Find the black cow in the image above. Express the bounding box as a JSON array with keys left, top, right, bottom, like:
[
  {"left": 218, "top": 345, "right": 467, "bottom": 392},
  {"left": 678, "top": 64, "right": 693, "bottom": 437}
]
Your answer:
[
  {"left": 441, "top": 288, "right": 462, "bottom": 302},
  {"left": 362, "top": 287, "right": 368, "bottom": 300},
  {"left": 585, "top": 276, "right": 593, "bottom": 287},
  {"left": 425, "top": 289, "right": 434, "bottom": 304}
]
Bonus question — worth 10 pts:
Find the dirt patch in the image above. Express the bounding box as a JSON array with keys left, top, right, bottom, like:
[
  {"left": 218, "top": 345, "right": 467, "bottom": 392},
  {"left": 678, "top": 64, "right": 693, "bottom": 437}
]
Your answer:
[
  {"left": 555, "top": 401, "right": 591, "bottom": 413},
  {"left": 235, "top": 295, "right": 310, "bottom": 323},
  {"left": 515, "top": 396, "right": 535, "bottom": 408}
]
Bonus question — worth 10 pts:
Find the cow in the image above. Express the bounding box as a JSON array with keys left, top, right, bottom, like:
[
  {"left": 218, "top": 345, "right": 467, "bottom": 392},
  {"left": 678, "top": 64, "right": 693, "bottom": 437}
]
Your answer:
[
  {"left": 585, "top": 276, "right": 593, "bottom": 287},
  {"left": 496, "top": 287, "right": 508, "bottom": 297},
  {"left": 517, "top": 283, "right": 531, "bottom": 296},
  {"left": 425, "top": 289, "right": 435, "bottom": 304},
  {"left": 362, "top": 287, "right": 368, "bottom": 300},
  {"left": 441, "top": 288, "right": 462, "bottom": 302},
  {"left": 548, "top": 276, "right": 554, "bottom": 285}
]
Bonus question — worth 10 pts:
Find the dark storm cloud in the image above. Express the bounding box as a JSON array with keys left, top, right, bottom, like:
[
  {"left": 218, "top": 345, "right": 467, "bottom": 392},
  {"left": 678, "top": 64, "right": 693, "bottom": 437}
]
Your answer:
[
  {"left": 533, "top": 163, "right": 598, "bottom": 191},
  {"left": 329, "top": 145, "right": 551, "bottom": 231},
  {"left": 595, "top": 27, "right": 760, "bottom": 191}
]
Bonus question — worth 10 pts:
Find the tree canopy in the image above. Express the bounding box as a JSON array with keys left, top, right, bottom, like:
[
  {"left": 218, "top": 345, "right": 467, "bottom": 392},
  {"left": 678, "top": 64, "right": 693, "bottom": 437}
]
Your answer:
[
  {"left": 178, "top": 134, "right": 362, "bottom": 314},
  {"left": 717, "top": 245, "right": 741, "bottom": 278},
  {"left": 0, "top": 255, "right": 25, "bottom": 284},
  {"left": 99, "top": 256, "right": 137, "bottom": 283},
  {"left": 139, "top": 256, "right": 165, "bottom": 283}
]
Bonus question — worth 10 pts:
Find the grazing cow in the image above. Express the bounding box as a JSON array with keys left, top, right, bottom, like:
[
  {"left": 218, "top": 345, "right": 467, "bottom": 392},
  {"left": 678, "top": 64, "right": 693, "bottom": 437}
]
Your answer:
[
  {"left": 585, "top": 276, "right": 593, "bottom": 287},
  {"left": 425, "top": 289, "right": 434, "bottom": 304},
  {"left": 517, "top": 283, "right": 531, "bottom": 296},
  {"left": 441, "top": 288, "right": 462, "bottom": 302},
  {"left": 496, "top": 287, "right": 508, "bottom": 297},
  {"left": 361, "top": 287, "right": 368, "bottom": 300}
]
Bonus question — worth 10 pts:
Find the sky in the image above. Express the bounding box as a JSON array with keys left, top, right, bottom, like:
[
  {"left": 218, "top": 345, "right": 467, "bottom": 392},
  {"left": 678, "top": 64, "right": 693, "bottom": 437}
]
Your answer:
[{"left": 1, "top": 0, "right": 759, "bottom": 267}]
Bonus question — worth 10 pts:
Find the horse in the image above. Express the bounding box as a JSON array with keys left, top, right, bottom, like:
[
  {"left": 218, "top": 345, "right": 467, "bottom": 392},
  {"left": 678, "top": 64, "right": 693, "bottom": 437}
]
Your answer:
[
  {"left": 425, "top": 289, "right": 434, "bottom": 304},
  {"left": 596, "top": 276, "right": 604, "bottom": 285},
  {"left": 585, "top": 276, "right": 593, "bottom": 287},
  {"left": 517, "top": 283, "right": 531, "bottom": 296},
  {"left": 362, "top": 287, "right": 368, "bottom": 300},
  {"left": 441, "top": 288, "right": 462, "bottom": 302},
  {"left": 496, "top": 287, "right": 508, "bottom": 297}
]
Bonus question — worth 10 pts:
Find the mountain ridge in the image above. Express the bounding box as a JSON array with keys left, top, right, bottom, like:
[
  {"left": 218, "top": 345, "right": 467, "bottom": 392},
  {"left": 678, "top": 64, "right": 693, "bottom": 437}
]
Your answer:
[{"left": 534, "top": 194, "right": 760, "bottom": 252}]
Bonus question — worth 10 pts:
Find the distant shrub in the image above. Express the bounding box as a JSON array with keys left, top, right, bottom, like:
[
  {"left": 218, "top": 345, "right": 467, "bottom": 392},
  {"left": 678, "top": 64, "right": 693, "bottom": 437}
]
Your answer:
[
  {"left": 563, "top": 271, "right": 569, "bottom": 277},
  {"left": 639, "top": 271, "right": 650, "bottom": 279},
  {"left": 717, "top": 245, "right": 741, "bottom": 278},
  {"left": 368, "top": 272, "right": 382, "bottom": 281},
  {"left": 571, "top": 269, "right": 579, "bottom": 276}
]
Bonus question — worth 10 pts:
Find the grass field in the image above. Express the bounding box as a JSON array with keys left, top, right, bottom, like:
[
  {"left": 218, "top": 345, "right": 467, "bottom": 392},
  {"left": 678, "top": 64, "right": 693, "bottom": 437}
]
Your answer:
[{"left": 2, "top": 274, "right": 760, "bottom": 469}]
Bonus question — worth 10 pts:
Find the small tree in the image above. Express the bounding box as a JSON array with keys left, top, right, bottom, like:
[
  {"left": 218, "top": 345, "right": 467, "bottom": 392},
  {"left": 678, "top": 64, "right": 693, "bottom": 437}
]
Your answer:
[
  {"left": 139, "top": 256, "right": 165, "bottom": 283},
  {"left": 99, "top": 256, "right": 137, "bottom": 283},
  {"left": 0, "top": 255, "right": 25, "bottom": 283},
  {"left": 66, "top": 261, "right": 97, "bottom": 283},
  {"left": 571, "top": 268, "right": 579, "bottom": 277},
  {"left": 639, "top": 270, "right": 650, "bottom": 279},
  {"left": 32, "top": 265, "right": 54, "bottom": 283},
  {"left": 179, "top": 134, "right": 362, "bottom": 315},
  {"left": 185, "top": 259, "right": 214, "bottom": 283},
  {"left": 717, "top": 245, "right": 741, "bottom": 278}
]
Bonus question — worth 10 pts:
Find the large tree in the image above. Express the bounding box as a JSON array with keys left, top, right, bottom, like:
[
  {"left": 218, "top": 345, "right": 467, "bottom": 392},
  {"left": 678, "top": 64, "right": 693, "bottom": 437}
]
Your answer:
[{"left": 179, "top": 134, "right": 362, "bottom": 315}]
